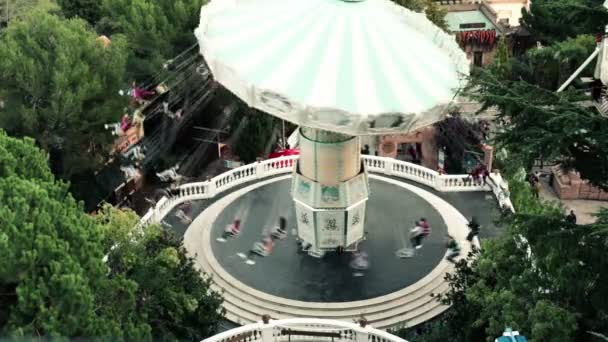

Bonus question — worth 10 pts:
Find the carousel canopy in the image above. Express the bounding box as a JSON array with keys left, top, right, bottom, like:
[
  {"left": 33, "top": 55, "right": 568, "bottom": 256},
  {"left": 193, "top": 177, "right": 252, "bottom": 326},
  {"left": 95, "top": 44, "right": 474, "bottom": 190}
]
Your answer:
[{"left": 195, "top": 0, "right": 469, "bottom": 135}]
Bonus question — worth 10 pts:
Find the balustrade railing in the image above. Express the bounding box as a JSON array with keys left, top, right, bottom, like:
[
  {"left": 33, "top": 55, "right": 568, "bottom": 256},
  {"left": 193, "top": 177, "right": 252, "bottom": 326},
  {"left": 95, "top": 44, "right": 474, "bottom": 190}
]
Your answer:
[
  {"left": 202, "top": 318, "right": 408, "bottom": 342},
  {"left": 139, "top": 155, "right": 507, "bottom": 227}
]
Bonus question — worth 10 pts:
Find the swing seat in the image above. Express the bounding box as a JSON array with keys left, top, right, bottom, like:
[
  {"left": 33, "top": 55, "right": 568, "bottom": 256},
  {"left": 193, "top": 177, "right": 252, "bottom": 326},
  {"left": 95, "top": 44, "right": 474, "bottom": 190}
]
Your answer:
[
  {"left": 271, "top": 227, "right": 287, "bottom": 239},
  {"left": 308, "top": 248, "right": 325, "bottom": 258},
  {"left": 175, "top": 210, "right": 192, "bottom": 224},
  {"left": 396, "top": 248, "right": 415, "bottom": 258},
  {"left": 350, "top": 259, "right": 370, "bottom": 270},
  {"left": 155, "top": 83, "right": 169, "bottom": 94},
  {"left": 223, "top": 226, "right": 240, "bottom": 238},
  {"left": 251, "top": 242, "right": 269, "bottom": 256}
]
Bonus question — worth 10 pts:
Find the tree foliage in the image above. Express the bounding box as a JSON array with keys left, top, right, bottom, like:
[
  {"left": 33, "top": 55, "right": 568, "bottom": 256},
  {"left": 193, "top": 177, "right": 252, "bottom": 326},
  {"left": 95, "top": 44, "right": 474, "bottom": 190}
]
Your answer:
[
  {"left": 0, "top": 11, "right": 128, "bottom": 179},
  {"left": 391, "top": 0, "right": 448, "bottom": 31},
  {"left": 521, "top": 0, "right": 608, "bottom": 43},
  {"left": 434, "top": 113, "right": 485, "bottom": 173},
  {"left": 398, "top": 165, "right": 608, "bottom": 341},
  {"left": 0, "top": 132, "right": 224, "bottom": 340},
  {"left": 468, "top": 70, "right": 608, "bottom": 190},
  {"left": 235, "top": 110, "right": 276, "bottom": 163},
  {"left": 57, "top": 0, "right": 103, "bottom": 24},
  {"left": 0, "top": 0, "right": 57, "bottom": 26},
  {"left": 0, "top": 130, "right": 139, "bottom": 339},
  {"left": 503, "top": 35, "right": 597, "bottom": 90},
  {"left": 99, "top": 0, "right": 208, "bottom": 81},
  {"left": 97, "top": 205, "right": 226, "bottom": 341}
]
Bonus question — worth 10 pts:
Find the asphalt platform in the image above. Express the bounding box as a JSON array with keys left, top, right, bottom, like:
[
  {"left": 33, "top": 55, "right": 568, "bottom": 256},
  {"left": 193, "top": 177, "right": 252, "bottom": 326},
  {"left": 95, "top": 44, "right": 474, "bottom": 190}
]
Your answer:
[{"left": 164, "top": 175, "right": 501, "bottom": 302}]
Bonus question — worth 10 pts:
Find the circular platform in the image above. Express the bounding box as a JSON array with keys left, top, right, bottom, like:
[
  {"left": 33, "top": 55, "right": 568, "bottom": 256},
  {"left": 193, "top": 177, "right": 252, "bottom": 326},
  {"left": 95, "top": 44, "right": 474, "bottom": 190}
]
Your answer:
[{"left": 203, "top": 177, "right": 450, "bottom": 302}]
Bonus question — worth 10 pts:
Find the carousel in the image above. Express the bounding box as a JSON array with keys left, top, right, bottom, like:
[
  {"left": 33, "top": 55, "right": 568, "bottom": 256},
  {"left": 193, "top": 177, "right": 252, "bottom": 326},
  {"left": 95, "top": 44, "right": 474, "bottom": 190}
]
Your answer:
[{"left": 194, "top": 0, "right": 469, "bottom": 256}]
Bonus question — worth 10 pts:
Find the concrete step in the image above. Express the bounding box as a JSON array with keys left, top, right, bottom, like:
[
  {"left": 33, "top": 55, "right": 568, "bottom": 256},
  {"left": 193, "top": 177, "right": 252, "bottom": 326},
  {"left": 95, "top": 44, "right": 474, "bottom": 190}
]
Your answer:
[
  {"left": 204, "top": 256, "right": 450, "bottom": 312},
  {"left": 210, "top": 258, "right": 450, "bottom": 326},
  {"left": 191, "top": 229, "right": 467, "bottom": 330},
  {"left": 375, "top": 299, "right": 449, "bottom": 329},
  {"left": 200, "top": 242, "right": 454, "bottom": 311},
  {"left": 200, "top": 251, "right": 451, "bottom": 318},
  {"left": 216, "top": 274, "right": 448, "bottom": 323},
  {"left": 220, "top": 284, "right": 449, "bottom": 330}
]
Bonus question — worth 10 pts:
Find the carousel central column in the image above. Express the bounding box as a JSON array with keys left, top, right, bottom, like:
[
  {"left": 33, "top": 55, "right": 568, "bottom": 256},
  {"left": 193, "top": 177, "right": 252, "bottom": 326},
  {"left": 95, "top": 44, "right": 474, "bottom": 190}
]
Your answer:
[{"left": 292, "top": 127, "right": 370, "bottom": 256}]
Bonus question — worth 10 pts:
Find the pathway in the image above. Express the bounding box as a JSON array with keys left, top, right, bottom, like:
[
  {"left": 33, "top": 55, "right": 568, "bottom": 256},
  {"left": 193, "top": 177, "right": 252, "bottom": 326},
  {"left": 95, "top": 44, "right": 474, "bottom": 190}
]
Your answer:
[{"left": 537, "top": 175, "right": 608, "bottom": 224}]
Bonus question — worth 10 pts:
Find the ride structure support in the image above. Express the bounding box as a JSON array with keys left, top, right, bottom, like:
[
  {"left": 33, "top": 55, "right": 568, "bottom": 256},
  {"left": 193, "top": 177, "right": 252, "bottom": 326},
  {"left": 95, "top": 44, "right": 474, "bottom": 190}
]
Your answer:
[{"left": 291, "top": 127, "right": 370, "bottom": 256}]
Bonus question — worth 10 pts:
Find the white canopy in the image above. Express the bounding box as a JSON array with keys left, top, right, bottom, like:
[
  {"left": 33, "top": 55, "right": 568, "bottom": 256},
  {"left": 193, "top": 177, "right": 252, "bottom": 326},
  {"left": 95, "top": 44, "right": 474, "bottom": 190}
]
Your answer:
[{"left": 195, "top": 0, "right": 469, "bottom": 135}]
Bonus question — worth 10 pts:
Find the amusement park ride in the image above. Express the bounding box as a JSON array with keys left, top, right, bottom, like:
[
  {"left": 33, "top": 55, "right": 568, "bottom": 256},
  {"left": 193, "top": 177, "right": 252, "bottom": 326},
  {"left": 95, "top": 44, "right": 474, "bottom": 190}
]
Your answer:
[{"left": 195, "top": 0, "right": 470, "bottom": 257}]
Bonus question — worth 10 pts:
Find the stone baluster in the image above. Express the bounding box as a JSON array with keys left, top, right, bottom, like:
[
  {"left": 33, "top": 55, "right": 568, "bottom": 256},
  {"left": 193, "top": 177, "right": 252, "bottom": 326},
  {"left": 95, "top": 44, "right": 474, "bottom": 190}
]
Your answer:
[
  {"left": 256, "top": 158, "right": 266, "bottom": 179},
  {"left": 383, "top": 158, "right": 393, "bottom": 176},
  {"left": 356, "top": 319, "right": 369, "bottom": 342},
  {"left": 260, "top": 315, "right": 273, "bottom": 342},
  {"left": 206, "top": 175, "right": 216, "bottom": 197},
  {"left": 434, "top": 175, "right": 444, "bottom": 191}
]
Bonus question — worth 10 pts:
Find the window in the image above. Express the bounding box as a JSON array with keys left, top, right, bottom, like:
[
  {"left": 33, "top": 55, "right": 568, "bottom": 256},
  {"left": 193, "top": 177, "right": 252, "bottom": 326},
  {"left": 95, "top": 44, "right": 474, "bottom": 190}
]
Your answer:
[
  {"left": 473, "top": 51, "right": 483, "bottom": 67},
  {"left": 459, "top": 23, "right": 486, "bottom": 29}
]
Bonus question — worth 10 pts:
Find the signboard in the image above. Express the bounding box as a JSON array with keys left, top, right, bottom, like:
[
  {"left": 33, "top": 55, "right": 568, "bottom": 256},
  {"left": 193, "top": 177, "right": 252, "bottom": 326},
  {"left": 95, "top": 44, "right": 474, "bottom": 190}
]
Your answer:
[
  {"left": 293, "top": 175, "right": 314, "bottom": 204},
  {"left": 346, "top": 203, "right": 366, "bottom": 246},
  {"left": 316, "top": 211, "right": 345, "bottom": 248},
  {"left": 295, "top": 203, "right": 315, "bottom": 245},
  {"left": 438, "top": 149, "right": 445, "bottom": 171},
  {"left": 319, "top": 185, "right": 341, "bottom": 207}
]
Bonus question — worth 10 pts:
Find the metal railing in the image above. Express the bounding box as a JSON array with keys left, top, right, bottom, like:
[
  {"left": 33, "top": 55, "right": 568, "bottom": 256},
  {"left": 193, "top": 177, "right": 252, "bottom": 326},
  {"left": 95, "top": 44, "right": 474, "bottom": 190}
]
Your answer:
[
  {"left": 139, "top": 155, "right": 506, "bottom": 228},
  {"left": 201, "top": 318, "right": 408, "bottom": 342}
]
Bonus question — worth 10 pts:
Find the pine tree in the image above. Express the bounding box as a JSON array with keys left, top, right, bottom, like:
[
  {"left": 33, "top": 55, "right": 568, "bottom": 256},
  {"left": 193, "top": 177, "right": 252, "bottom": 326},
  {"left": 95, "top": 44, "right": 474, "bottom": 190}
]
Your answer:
[
  {"left": 469, "top": 70, "right": 608, "bottom": 190},
  {"left": 0, "top": 11, "right": 129, "bottom": 179}
]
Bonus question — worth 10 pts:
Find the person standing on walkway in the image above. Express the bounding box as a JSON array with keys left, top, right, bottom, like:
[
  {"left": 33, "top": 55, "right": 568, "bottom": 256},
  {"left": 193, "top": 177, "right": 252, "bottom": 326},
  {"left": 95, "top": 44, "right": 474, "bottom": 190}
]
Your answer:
[
  {"left": 466, "top": 217, "right": 481, "bottom": 243},
  {"left": 566, "top": 210, "right": 577, "bottom": 224},
  {"left": 532, "top": 180, "right": 542, "bottom": 198},
  {"left": 445, "top": 235, "right": 461, "bottom": 263}
]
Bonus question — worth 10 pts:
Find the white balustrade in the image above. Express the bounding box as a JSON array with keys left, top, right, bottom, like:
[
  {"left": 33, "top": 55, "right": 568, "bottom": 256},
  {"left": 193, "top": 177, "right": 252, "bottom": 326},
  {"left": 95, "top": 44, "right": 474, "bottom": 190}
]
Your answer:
[
  {"left": 201, "top": 319, "right": 408, "bottom": 342},
  {"left": 139, "top": 155, "right": 509, "bottom": 226}
]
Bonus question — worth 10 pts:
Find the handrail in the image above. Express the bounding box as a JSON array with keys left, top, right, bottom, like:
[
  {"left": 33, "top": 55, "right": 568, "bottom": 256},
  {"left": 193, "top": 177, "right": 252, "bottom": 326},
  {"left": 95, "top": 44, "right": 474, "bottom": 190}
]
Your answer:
[
  {"left": 201, "top": 318, "right": 408, "bottom": 342},
  {"left": 139, "top": 155, "right": 506, "bottom": 227}
]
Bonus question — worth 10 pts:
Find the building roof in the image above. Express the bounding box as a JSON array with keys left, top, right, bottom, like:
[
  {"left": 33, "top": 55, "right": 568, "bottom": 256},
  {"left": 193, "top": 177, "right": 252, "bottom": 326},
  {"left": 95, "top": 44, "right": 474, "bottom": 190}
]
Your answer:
[{"left": 446, "top": 10, "right": 500, "bottom": 33}]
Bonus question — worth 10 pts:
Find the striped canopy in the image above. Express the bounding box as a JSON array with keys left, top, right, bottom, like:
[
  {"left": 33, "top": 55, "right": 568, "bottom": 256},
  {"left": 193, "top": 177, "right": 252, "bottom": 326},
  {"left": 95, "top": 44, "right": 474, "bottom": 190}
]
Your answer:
[{"left": 195, "top": 0, "right": 469, "bottom": 135}]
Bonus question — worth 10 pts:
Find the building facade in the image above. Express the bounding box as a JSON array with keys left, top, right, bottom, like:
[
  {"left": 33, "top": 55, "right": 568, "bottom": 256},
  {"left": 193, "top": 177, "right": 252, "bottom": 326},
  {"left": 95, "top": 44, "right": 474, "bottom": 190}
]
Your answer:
[{"left": 445, "top": 2, "right": 507, "bottom": 67}]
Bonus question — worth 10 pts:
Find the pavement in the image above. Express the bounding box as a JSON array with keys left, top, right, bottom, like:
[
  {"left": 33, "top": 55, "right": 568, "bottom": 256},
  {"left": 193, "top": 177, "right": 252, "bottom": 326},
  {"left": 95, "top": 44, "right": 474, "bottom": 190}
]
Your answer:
[
  {"left": 209, "top": 178, "right": 449, "bottom": 302},
  {"left": 537, "top": 175, "right": 608, "bottom": 224},
  {"left": 163, "top": 175, "right": 501, "bottom": 302}
]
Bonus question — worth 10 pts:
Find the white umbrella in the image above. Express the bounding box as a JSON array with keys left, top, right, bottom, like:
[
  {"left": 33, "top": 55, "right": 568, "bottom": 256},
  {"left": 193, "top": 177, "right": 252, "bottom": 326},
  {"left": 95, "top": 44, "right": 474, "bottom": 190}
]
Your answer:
[{"left": 195, "top": 0, "right": 469, "bottom": 136}]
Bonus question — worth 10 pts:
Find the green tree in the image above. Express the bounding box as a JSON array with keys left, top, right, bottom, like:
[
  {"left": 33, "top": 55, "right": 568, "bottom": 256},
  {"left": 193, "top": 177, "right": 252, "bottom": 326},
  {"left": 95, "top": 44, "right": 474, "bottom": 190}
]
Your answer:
[
  {"left": 434, "top": 113, "right": 485, "bottom": 174},
  {"left": 0, "top": 0, "right": 57, "bottom": 26},
  {"left": 99, "top": 0, "right": 207, "bottom": 81},
  {"left": 502, "top": 35, "right": 597, "bottom": 90},
  {"left": 468, "top": 70, "right": 608, "bottom": 190},
  {"left": 521, "top": 0, "right": 608, "bottom": 43},
  {"left": 403, "top": 163, "right": 608, "bottom": 341},
  {"left": 0, "top": 11, "right": 128, "bottom": 179},
  {"left": 57, "top": 0, "right": 103, "bottom": 24},
  {"left": 97, "top": 205, "right": 226, "bottom": 340},
  {"left": 490, "top": 36, "right": 511, "bottom": 80},
  {"left": 0, "top": 132, "right": 224, "bottom": 340},
  {"left": 235, "top": 110, "right": 276, "bottom": 163},
  {"left": 0, "top": 131, "right": 148, "bottom": 339},
  {"left": 392, "top": 0, "right": 448, "bottom": 31}
]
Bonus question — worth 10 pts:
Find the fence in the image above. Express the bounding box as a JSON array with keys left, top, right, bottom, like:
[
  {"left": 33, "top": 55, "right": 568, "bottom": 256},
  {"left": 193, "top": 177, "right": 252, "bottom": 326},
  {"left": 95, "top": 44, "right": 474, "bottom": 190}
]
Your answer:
[
  {"left": 139, "top": 155, "right": 508, "bottom": 227},
  {"left": 202, "top": 318, "right": 408, "bottom": 342}
]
